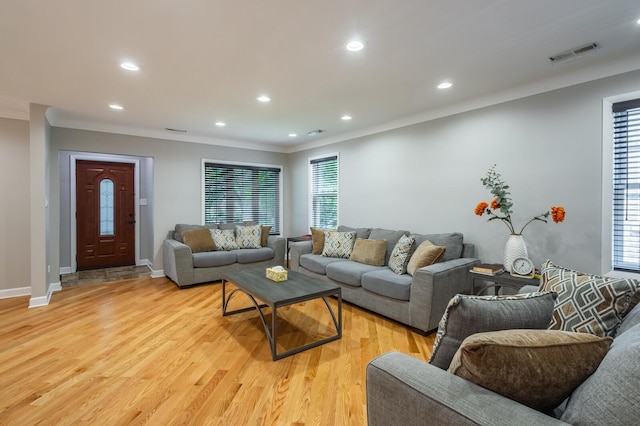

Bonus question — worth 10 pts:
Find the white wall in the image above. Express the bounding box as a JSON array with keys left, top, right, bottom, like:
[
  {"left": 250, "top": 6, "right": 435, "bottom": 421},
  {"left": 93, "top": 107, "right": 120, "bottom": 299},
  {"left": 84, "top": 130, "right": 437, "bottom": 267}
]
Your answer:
[
  {"left": 50, "top": 128, "right": 289, "bottom": 273},
  {"left": 0, "top": 118, "right": 30, "bottom": 293},
  {"left": 56, "top": 150, "right": 154, "bottom": 271},
  {"left": 288, "top": 69, "right": 640, "bottom": 274}
]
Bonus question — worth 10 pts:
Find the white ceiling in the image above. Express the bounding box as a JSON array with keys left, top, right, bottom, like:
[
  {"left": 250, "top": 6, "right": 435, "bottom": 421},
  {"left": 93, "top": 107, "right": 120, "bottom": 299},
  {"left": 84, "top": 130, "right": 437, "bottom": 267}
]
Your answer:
[{"left": 1, "top": 1, "right": 640, "bottom": 152}]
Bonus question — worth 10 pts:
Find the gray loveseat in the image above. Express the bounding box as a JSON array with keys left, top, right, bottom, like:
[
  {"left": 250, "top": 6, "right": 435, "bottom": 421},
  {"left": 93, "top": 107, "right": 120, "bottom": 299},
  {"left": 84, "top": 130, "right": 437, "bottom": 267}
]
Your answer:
[
  {"left": 366, "top": 290, "right": 640, "bottom": 425},
  {"left": 163, "top": 223, "right": 285, "bottom": 288},
  {"left": 289, "top": 226, "right": 479, "bottom": 334}
]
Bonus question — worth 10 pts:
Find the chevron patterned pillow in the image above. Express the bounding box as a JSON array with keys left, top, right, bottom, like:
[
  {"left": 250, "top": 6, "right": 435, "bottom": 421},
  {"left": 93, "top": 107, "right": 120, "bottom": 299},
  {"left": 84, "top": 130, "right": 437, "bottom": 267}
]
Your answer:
[{"left": 540, "top": 259, "right": 640, "bottom": 337}]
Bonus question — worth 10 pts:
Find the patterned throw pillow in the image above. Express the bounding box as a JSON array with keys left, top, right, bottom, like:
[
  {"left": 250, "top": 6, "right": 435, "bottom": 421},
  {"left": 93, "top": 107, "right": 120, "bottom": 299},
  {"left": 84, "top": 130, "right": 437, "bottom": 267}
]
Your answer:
[
  {"left": 322, "top": 231, "right": 356, "bottom": 258},
  {"left": 210, "top": 228, "right": 239, "bottom": 251},
  {"left": 539, "top": 259, "right": 640, "bottom": 337},
  {"left": 388, "top": 234, "right": 415, "bottom": 275},
  {"left": 428, "top": 292, "right": 556, "bottom": 370},
  {"left": 235, "top": 224, "right": 262, "bottom": 249}
]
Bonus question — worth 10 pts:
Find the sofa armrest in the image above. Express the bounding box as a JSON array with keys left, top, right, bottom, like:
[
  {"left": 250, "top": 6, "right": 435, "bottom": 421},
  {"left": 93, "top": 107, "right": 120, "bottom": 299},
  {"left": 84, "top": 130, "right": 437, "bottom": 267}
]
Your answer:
[
  {"left": 366, "top": 352, "right": 569, "bottom": 426},
  {"left": 409, "top": 257, "right": 480, "bottom": 333},
  {"left": 266, "top": 235, "right": 286, "bottom": 267},
  {"left": 163, "top": 239, "right": 194, "bottom": 287},
  {"left": 289, "top": 240, "right": 313, "bottom": 271}
]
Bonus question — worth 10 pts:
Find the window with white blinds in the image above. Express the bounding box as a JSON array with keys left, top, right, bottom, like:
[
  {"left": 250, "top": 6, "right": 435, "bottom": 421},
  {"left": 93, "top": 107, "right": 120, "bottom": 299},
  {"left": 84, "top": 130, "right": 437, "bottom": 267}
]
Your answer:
[
  {"left": 613, "top": 99, "right": 640, "bottom": 271},
  {"left": 203, "top": 161, "right": 281, "bottom": 234},
  {"left": 309, "top": 155, "right": 338, "bottom": 229}
]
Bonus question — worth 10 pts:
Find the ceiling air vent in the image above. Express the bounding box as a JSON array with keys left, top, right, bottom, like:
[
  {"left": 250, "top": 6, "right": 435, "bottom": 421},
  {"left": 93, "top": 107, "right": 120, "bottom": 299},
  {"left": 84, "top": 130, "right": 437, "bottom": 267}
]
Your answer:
[
  {"left": 549, "top": 42, "right": 599, "bottom": 64},
  {"left": 307, "top": 129, "right": 324, "bottom": 136},
  {"left": 165, "top": 127, "right": 187, "bottom": 133}
]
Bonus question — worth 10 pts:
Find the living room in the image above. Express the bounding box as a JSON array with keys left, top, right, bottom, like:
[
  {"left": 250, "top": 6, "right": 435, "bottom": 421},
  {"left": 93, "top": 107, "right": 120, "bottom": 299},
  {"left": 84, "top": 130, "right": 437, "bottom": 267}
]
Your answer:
[{"left": 1, "top": 1, "right": 640, "bottom": 424}]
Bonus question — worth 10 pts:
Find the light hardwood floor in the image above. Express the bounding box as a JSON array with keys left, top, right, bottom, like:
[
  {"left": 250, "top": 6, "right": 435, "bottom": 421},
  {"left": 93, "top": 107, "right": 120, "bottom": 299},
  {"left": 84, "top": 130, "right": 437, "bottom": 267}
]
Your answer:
[{"left": 0, "top": 276, "right": 435, "bottom": 425}]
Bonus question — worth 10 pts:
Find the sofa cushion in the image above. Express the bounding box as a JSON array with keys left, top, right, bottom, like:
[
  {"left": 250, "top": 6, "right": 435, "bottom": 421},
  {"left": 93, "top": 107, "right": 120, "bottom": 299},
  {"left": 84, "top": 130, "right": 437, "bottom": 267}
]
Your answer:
[
  {"left": 218, "top": 221, "right": 255, "bottom": 230},
  {"left": 361, "top": 269, "right": 413, "bottom": 301},
  {"left": 388, "top": 234, "right": 415, "bottom": 275},
  {"left": 192, "top": 250, "right": 237, "bottom": 268},
  {"left": 406, "top": 240, "right": 446, "bottom": 276},
  {"left": 338, "top": 225, "right": 372, "bottom": 239},
  {"left": 261, "top": 225, "right": 272, "bottom": 247},
  {"left": 428, "top": 292, "right": 556, "bottom": 370},
  {"left": 236, "top": 247, "right": 274, "bottom": 264},
  {"left": 300, "top": 254, "right": 347, "bottom": 275},
  {"left": 326, "top": 261, "right": 384, "bottom": 287},
  {"left": 181, "top": 227, "right": 216, "bottom": 253},
  {"left": 561, "top": 322, "right": 640, "bottom": 425},
  {"left": 540, "top": 259, "right": 640, "bottom": 337},
  {"left": 235, "top": 224, "right": 262, "bottom": 249},
  {"left": 322, "top": 231, "right": 357, "bottom": 258},
  {"left": 368, "top": 228, "right": 409, "bottom": 265},
  {"left": 349, "top": 238, "right": 386, "bottom": 266},
  {"left": 617, "top": 302, "right": 640, "bottom": 336},
  {"left": 210, "top": 228, "right": 239, "bottom": 251},
  {"left": 411, "top": 232, "right": 463, "bottom": 262}
]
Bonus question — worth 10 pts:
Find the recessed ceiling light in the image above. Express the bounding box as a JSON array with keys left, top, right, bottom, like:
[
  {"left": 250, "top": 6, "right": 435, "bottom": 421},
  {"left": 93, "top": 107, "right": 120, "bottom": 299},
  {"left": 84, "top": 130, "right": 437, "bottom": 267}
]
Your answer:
[
  {"left": 215, "top": 121, "right": 226, "bottom": 127},
  {"left": 341, "top": 115, "right": 352, "bottom": 121},
  {"left": 437, "top": 82, "right": 453, "bottom": 89},
  {"left": 288, "top": 133, "right": 297, "bottom": 137},
  {"left": 637, "top": 17, "right": 640, "bottom": 24},
  {"left": 109, "top": 104, "right": 124, "bottom": 110},
  {"left": 257, "top": 95, "right": 271, "bottom": 103},
  {"left": 120, "top": 62, "right": 139, "bottom": 71},
  {"left": 346, "top": 40, "right": 364, "bottom": 52}
]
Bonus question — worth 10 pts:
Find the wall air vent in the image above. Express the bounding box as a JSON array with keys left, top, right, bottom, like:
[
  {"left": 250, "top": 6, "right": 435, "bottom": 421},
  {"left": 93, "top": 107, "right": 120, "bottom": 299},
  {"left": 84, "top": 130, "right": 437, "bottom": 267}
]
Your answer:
[
  {"left": 307, "top": 129, "right": 324, "bottom": 136},
  {"left": 549, "top": 42, "right": 599, "bottom": 64},
  {"left": 165, "top": 127, "right": 187, "bottom": 133}
]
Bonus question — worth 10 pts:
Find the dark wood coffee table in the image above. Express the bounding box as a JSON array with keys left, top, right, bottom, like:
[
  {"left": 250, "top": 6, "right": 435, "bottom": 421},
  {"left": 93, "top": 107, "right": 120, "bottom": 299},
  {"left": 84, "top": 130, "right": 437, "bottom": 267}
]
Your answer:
[{"left": 222, "top": 268, "right": 342, "bottom": 361}]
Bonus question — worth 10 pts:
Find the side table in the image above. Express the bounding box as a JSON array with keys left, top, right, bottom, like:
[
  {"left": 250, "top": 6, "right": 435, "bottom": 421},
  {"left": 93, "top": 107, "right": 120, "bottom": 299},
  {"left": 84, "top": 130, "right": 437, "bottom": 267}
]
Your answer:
[{"left": 469, "top": 270, "right": 539, "bottom": 296}]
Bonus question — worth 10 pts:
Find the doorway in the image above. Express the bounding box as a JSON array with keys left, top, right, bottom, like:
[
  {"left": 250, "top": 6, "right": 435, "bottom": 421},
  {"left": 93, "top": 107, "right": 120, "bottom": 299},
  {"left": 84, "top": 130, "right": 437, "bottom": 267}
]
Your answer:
[{"left": 75, "top": 160, "right": 136, "bottom": 270}]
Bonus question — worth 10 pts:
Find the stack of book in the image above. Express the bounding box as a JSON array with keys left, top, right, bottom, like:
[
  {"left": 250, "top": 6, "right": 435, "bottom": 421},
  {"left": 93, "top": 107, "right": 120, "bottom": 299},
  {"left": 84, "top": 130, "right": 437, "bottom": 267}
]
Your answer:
[{"left": 472, "top": 263, "right": 505, "bottom": 275}]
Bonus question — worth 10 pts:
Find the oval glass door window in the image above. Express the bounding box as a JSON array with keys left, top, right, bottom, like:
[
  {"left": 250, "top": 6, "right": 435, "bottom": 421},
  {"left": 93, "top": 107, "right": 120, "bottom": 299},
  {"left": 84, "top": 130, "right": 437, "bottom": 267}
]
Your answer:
[{"left": 100, "top": 178, "right": 114, "bottom": 235}]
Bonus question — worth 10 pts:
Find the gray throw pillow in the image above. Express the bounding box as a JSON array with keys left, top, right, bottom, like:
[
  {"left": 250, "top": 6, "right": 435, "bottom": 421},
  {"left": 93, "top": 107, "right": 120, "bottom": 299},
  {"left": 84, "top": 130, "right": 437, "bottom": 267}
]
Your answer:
[{"left": 428, "top": 292, "right": 556, "bottom": 370}]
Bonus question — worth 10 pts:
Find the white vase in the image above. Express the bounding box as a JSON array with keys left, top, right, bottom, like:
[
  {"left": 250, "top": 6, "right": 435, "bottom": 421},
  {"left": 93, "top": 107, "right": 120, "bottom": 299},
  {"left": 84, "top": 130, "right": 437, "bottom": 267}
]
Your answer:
[{"left": 504, "top": 234, "right": 528, "bottom": 272}]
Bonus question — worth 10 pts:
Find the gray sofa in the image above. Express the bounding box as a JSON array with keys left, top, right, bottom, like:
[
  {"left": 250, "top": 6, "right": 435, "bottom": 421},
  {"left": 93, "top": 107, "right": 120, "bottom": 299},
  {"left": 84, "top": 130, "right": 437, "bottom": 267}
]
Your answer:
[
  {"left": 163, "top": 223, "right": 285, "bottom": 288},
  {"left": 289, "top": 226, "right": 479, "bottom": 334},
  {"left": 366, "top": 290, "right": 640, "bottom": 425}
]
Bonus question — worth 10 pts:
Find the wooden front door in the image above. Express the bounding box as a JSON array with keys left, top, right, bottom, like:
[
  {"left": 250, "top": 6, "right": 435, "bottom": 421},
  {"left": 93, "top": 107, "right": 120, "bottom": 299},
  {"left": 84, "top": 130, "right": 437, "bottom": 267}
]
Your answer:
[{"left": 76, "top": 160, "right": 135, "bottom": 270}]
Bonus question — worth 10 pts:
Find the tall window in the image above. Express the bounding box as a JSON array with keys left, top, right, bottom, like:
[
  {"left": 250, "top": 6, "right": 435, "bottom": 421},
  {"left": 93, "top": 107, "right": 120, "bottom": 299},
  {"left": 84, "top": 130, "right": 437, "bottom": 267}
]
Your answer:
[
  {"left": 203, "top": 161, "right": 281, "bottom": 234},
  {"left": 612, "top": 99, "right": 640, "bottom": 271},
  {"left": 309, "top": 155, "right": 338, "bottom": 228}
]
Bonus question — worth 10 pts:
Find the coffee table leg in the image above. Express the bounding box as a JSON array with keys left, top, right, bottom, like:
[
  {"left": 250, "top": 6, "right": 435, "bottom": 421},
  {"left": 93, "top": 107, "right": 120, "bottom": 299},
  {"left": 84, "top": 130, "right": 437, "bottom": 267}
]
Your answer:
[{"left": 271, "top": 305, "right": 278, "bottom": 361}]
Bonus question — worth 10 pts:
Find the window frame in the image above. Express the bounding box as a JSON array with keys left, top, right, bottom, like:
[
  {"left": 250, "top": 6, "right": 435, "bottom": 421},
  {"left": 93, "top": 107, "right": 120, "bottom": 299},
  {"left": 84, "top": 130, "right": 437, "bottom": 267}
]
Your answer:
[
  {"left": 602, "top": 90, "right": 640, "bottom": 278},
  {"left": 308, "top": 153, "right": 339, "bottom": 229},
  {"left": 201, "top": 159, "right": 283, "bottom": 234}
]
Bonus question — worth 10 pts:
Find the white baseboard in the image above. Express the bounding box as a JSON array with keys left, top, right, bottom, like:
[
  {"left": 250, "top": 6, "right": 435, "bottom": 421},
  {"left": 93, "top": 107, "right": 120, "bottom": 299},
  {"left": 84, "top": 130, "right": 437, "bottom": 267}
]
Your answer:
[
  {"left": 151, "top": 269, "right": 165, "bottom": 278},
  {"left": 60, "top": 266, "right": 72, "bottom": 275},
  {"left": 0, "top": 286, "right": 31, "bottom": 299},
  {"left": 139, "top": 259, "right": 152, "bottom": 267},
  {"left": 29, "top": 282, "right": 62, "bottom": 308}
]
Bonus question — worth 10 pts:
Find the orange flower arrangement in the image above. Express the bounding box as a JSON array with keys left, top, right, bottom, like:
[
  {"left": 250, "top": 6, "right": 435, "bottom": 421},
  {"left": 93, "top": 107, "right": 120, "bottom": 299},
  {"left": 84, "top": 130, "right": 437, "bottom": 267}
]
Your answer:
[{"left": 475, "top": 165, "right": 566, "bottom": 234}]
